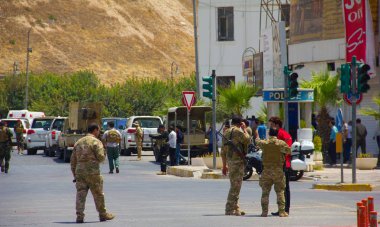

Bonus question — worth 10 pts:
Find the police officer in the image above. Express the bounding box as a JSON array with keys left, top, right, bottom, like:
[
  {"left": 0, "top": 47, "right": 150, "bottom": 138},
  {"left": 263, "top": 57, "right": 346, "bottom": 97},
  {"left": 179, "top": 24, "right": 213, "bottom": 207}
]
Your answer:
[
  {"left": 14, "top": 120, "right": 24, "bottom": 155},
  {"left": 150, "top": 124, "right": 169, "bottom": 175},
  {"left": 134, "top": 121, "right": 143, "bottom": 161},
  {"left": 71, "top": 123, "right": 114, "bottom": 223},
  {"left": 221, "top": 115, "right": 251, "bottom": 216},
  {"left": 102, "top": 121, "right": 122, "bottom": 174},
  {"left": 255, "top": 128, "right": 291, "bottom": 217},
  {"left": 0, "top": 121, "right": 13, "bottom": 173}
]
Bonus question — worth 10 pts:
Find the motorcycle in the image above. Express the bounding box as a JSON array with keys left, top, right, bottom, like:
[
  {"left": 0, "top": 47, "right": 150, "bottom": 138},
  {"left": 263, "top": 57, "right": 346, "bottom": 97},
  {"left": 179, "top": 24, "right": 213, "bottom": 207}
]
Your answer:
[
  {"left": 243, "top": 144, "right": 263, "bottom": 181},
  {"left": 289, "top": 140, "right": 314, "bottom": 181}
]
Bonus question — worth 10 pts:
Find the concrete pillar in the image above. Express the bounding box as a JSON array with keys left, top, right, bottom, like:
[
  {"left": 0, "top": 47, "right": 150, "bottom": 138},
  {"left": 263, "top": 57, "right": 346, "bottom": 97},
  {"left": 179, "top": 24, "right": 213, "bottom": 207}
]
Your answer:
[
  {"left": 304, "top": 102, "right": 312, "bottom": 128},
  {"left": 267, "top": 102, "right": 280, "bottom": 120}
]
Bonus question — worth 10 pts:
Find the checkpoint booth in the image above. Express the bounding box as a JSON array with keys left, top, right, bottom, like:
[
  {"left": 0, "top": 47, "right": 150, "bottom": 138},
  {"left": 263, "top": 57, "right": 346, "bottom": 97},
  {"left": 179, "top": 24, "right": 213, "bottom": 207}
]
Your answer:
[{"left": 262, "top": 88, "right": 314, "bottom": 142}]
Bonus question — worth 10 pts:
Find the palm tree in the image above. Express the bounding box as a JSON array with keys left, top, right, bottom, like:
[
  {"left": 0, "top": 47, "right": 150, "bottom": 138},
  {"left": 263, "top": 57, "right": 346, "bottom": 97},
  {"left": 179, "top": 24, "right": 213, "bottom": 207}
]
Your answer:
[
  {"left": 217, "top": 82, "right": 259, "bottom": 117},
  {"left": 300, "top": 70, "right": 340, "bottom": 157}
]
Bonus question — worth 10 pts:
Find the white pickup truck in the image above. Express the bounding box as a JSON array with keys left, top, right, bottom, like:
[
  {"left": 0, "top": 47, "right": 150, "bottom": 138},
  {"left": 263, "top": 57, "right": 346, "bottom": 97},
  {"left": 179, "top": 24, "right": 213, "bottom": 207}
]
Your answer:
[
  {"left": 44, "top": 117, "right": 67, "bottom": 157},
  {"left": 26, "top": 117, "right": 55, "bottom": 155},
  {"left": 121, "top": 116, "right": 163, "bottom": 156}
]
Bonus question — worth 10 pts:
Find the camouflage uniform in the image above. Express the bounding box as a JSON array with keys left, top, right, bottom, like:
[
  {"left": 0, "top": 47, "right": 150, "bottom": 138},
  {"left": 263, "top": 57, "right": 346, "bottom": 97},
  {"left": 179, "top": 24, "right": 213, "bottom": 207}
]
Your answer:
[
  {"left": 221, "top": 126, "right": 250, "bottom": 215},
  {"left": 135, "top": 123, "right": 143, "bottom": 159},
  {"left": 14, "top": 122, "right": 24, "bottom": 154},
  {"left": 0, "top": 126, "right": 13, "bottom": 173},
  {"left": 255, "top": 136, "right": 291, "bottom": 217},
  {"left": 70, "top": 134, "right": 109, "bottom": 221}
]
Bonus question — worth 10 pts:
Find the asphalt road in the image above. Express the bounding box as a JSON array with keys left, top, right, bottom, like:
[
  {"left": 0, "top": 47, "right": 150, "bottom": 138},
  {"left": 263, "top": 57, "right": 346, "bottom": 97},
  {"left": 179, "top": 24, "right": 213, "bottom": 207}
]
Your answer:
[{"left": 1, "top": 150, "right": 379, "bottom": 227}]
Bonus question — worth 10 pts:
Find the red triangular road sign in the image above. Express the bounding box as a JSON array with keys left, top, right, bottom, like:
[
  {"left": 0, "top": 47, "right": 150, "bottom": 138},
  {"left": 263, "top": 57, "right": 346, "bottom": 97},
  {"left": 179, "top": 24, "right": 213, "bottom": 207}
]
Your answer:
[{"left": 182, "top": 91, "right": 195, "bottom": 111}]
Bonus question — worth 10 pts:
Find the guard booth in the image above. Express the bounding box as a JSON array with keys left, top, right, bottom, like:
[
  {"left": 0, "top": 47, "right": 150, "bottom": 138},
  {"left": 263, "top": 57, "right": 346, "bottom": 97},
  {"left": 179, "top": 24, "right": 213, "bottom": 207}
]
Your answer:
[{"left": 262, "top": 88, "right": 314, "bottom": 142}]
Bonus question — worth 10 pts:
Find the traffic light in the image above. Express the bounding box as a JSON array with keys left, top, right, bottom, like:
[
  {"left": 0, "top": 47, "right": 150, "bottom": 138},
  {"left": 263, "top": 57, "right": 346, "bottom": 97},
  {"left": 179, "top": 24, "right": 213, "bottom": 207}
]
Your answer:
[
  {"left": 202, "top": 76, "right": 213, "bottom": 99},
  {"left": 340, "top": 63, "right": 351, "bottom": 94},
  {"left": 288, "top": 72, "right": 299, "bottom": 98},
  {"left": 357, "top": 63, "right": 370, "bottom": 93}
]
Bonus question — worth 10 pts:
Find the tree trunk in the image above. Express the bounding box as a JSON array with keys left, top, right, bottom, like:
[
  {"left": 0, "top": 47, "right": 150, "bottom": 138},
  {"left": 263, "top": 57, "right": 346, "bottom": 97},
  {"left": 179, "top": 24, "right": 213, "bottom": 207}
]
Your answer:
[{"left": 317, "top": 106, "right": 331, "bottom": 163}]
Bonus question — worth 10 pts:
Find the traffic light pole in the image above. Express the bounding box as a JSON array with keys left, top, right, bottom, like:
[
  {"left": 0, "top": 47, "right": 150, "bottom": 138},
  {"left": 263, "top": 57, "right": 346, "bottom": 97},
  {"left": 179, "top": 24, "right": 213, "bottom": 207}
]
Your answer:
[
  {"left": 284, "top": 67, "right": 289, "bottom": 132},
  {"left": 211, "top": 70, "right": 217, "bottom": 170},
  {"left": 351, "top": 57, "right": 357, "bottom": 184}
]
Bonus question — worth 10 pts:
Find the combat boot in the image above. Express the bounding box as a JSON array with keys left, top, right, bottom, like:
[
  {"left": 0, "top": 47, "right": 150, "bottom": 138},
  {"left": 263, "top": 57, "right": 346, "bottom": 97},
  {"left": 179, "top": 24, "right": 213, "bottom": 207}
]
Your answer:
[
  {"left": 99, "top": 213, "right": 115, "bottom": 222},
  {"left": 76, "top": 217, "right": 84, "bottom": 223},
  {"left": 279, "top": 212, "right": 289, "bottom": 217},
  {"left": 0, "top": 165, "right": 4, "bottom": 172},
  {"left": 261, "top": 212, "right": 268, "bottom": 217}
]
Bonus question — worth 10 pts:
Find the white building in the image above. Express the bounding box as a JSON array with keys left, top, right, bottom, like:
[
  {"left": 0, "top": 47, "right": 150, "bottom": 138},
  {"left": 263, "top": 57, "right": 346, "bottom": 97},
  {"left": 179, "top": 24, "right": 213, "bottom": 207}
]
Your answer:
[{"left": 198, "top": 0, "right": 263, "bottom": 117}]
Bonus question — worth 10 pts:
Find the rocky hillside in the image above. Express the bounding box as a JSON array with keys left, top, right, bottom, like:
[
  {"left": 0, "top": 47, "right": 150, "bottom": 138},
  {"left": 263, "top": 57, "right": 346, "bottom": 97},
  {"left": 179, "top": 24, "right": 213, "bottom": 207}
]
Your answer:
[{"left": 0, "top": 0, "right": 195, "bottom": 84}]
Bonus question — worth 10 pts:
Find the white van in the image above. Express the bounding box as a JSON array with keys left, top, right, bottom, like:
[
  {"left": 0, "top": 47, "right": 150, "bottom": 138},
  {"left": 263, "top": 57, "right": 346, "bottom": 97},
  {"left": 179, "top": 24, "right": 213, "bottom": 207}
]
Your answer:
[{"left": 7, "top": 110, "right": 45, "bottom": 124}]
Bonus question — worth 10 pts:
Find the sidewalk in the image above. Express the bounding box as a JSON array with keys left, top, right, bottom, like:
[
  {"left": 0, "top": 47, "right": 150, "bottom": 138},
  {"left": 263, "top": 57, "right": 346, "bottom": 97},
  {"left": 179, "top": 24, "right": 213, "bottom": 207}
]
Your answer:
[{"left": 167, "top": 164, "right": 380, "bottom": 191}]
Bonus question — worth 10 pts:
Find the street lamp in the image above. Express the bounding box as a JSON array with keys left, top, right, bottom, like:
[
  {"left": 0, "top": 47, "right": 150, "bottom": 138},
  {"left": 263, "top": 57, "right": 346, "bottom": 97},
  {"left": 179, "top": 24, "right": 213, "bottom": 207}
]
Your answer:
[
  {"left": 25, "top": 28, "right": 32, "bottom": 109},
  {"left": 242, "top": 47, "right": 257, "bottom": 83}
]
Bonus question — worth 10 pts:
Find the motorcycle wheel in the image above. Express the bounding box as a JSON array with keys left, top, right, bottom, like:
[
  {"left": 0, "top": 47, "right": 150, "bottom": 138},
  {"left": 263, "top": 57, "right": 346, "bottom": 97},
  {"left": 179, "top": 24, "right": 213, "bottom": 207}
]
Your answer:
[
  {"left": 243, "top": 166, "right": 253, "bottom": 181},
  {"left": 289, "top": 170, "right": 304, "bottom": 181}
]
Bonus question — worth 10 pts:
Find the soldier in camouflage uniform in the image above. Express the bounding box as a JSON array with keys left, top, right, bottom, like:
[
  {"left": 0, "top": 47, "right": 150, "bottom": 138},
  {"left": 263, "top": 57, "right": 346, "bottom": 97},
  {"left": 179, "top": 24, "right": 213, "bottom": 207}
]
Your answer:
[
  {"left": 0, "top": 122, "right": 13, "bottom": 174},
  {"left": 70, "top": 123, "right": 114, "bottom": 223},
  {"left": 134, "top": 121, "right": 143, "bottom": 160},
  {"left": 255, "top": 128, "right": 291, "bottom": 217},
  {"left": 221, "top": 115, "right": 251, "bottom": 216},
  {"left": 14, "top": 120, "right": 24, "bottom": 155}
]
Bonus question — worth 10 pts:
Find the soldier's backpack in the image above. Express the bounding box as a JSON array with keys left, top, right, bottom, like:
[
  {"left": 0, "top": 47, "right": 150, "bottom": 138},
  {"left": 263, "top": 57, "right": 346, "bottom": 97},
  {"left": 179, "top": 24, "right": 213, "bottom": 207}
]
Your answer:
[
  {"left": 107, "top": 129, "right": 121, "bottom": 143},
  {"left": 0, "top": 127, "right": 10, "bottom": 143}
]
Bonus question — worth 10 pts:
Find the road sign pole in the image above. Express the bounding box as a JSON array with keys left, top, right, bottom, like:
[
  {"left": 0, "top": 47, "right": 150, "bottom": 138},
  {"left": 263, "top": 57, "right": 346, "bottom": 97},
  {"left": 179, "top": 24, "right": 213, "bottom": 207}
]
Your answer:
[
  {"left": 284, "top": 66, "right": 289, "bottom": 132},
  {"left": 351, "top": 56, "right": 357, "bottom": 184},
  {"left": 211, "top": 70, "right": 217, "bottom": 170},
  {"left": 187, "top": 108, "right": 190, "bottom": 166}
]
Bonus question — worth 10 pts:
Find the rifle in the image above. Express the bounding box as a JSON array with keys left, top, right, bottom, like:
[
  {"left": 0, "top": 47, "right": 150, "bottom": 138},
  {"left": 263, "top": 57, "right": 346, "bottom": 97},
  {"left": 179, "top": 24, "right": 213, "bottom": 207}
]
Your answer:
[{"left": 216, "top": 123, "right": 246, "bottom": 162}]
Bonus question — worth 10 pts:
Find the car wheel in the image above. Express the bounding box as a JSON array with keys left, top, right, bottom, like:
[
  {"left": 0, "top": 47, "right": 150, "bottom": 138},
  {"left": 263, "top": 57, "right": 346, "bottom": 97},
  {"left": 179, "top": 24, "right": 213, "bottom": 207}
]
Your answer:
[
  {"left": 63, "top": 148, "right": 71, "bottom": 163},
  {"left": 27, "top": 149, "right": 35, "bottom": 155},
  {"left": 49, "top": 147, "right": 56, "bottom": 157},
  {"left": 125, "top": 148, "right": 132, "bottom": 156}
]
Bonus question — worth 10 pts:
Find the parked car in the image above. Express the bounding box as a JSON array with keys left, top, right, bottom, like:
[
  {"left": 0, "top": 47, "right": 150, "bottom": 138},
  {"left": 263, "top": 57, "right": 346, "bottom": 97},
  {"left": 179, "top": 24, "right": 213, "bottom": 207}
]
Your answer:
[
  {"left": 121, "top": 116, "right": 163, "bottom": 156},
  {"left": 44, "top": 117, "right": 67, "bottom": 157},
  {"left": 26, "top": 117, "right": 54, "bottom": 155},
  {"left": 7, "top": 110, "right": 45, "bottom": 125},
  {"left": 0, "top": 118, "right": 30, "bottom": 146}
]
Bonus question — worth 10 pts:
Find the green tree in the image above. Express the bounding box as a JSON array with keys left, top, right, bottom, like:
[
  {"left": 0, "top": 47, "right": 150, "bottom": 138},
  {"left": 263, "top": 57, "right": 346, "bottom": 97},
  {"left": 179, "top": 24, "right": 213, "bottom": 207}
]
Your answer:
[
  {"left": 217, "top": 82, "right": 258, "bottom": 117},
  {"left": 300, "top": 70, "right": 340, "bottom": 154},
  {"left": 359, "top": 94, "right": 380, "bottom": 120}
]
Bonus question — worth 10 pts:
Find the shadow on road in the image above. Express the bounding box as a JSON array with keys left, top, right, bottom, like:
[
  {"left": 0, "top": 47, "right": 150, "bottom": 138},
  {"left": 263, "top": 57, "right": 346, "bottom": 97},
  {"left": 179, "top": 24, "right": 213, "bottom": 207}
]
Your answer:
[{"left": 53, "top": 221, "right": 98, "bottom": 224}]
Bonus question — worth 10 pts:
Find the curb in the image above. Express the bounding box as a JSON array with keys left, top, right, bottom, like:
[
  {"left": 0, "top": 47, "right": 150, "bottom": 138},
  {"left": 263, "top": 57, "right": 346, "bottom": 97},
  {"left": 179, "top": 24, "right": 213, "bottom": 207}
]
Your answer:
[
  {"left": 313, "top": 183, "right": 374, "bottom": 191},
  {"left": 201, "top": 172, "right": 228, "bottom": 179},
  {"left": 167, "top": 166, "right": 207, "bottom": 178}
]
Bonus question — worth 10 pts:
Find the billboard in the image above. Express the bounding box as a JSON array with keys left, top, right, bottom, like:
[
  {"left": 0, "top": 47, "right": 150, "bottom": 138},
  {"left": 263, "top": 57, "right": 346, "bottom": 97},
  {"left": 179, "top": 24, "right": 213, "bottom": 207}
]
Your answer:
[{"left": 290, "top": 0, "right": 378, "bottom": 44}]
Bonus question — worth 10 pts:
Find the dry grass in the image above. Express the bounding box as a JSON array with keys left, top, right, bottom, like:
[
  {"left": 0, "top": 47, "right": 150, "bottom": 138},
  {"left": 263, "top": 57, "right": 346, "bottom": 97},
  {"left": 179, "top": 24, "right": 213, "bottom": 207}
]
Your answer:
[{"left": 0, "top": 0, "right": 195, "bottom": 84}]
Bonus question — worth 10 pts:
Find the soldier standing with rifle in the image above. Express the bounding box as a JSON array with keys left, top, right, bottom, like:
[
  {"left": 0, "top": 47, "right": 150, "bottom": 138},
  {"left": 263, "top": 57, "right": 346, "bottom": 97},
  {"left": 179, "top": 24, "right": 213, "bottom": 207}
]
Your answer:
[
  {"left": 0, "top": 122, "right": 13, "bottom": 173},
  {"left": 149, "top": 124, "right": 169, "bottom": 175},
  {"left": 221, "top": 115, "right": 251, "bottom": 216},
  {"left": 255, "top": 128, "right": 291, "bottom": 218}
]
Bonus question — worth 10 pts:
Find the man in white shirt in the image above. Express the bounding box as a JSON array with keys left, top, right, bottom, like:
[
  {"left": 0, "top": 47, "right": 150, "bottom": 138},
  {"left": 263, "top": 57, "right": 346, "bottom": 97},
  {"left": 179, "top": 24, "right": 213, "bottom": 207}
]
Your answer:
[
  {"left": 102, "top": 122, "right": 122, "bottom": 174},
  {"left": 343, "top": 121, "right": 352, "bottom": 163},
  {"left": 168, "top": 125, "right": 177, "bottom": 166}
]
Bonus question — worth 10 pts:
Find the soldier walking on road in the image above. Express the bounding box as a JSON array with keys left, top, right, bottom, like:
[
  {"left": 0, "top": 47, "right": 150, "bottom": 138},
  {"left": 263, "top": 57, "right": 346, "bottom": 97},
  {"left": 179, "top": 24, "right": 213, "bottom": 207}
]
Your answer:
[
  {"left": 255, "top": 128, "right": 291, "bottom": 218},
  {"left": 221, "top": 115, "right": 251, "bottom": 216},
  {"left": 14, "top": 120, "right": 24, "bottom": 155},
  {"left": 134, "top": 121, "right": 143, "bottom": 161},
  {"left": 71, "top": 123, "right": 114, "bottom": 223},
  {"left": 102, "top": 122, "right": 122, "bottom": 174},
  {"left": 150, "top": 124, "right": 169, "bottom": 175},
  {"left": 0, "top": 121, "right": 13, "bottom": 174}
]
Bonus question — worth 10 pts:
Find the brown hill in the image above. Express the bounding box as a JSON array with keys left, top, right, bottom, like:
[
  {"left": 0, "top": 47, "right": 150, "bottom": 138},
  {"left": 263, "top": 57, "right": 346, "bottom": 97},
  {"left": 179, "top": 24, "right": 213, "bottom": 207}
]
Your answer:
[{"left": 0, "top": 0, "right": 195, "bottom": 84}]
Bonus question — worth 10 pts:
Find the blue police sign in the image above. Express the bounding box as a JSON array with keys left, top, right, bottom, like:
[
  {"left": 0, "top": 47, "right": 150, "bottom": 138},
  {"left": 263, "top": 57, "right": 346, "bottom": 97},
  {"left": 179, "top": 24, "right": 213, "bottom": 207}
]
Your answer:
[{"left": 262, "top": 89, "right": 314, "bottom": 102}]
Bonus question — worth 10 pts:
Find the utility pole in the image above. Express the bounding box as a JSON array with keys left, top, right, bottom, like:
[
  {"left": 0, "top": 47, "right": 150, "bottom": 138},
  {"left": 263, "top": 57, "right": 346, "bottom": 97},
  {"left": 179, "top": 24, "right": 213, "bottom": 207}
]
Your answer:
[
  {"left": 192, "top": 0, "right": 200, "bottom": 95},
  {"left": 211, "top": 70, "right": 217, "bottom": 170},
  {"left": 351, "top": 56, "right": 357, "bottom": 184},
  {"left": 25, "top": 28, "right": 32, "bottom": 109}
]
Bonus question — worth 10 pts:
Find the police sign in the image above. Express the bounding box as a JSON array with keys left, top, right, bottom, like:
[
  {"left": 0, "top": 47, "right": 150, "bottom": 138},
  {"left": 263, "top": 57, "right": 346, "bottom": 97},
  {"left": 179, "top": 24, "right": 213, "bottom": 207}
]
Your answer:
[{"left": 262, "top": 89, "right": 314, "bottom": 102}]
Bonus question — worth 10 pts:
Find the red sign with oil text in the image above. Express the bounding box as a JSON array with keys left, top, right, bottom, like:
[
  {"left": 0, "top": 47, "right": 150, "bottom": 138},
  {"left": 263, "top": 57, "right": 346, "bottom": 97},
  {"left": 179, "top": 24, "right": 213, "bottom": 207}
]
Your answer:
[{"left": 343, "top": 0, "right": 366, "bottom": 63}]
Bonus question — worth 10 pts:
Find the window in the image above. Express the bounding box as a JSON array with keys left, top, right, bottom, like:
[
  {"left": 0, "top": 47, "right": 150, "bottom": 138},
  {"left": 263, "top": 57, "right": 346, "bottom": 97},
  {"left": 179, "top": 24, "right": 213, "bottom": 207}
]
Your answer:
[
  {"left": 327, "top": 62, "right": 335, "bottom": 71},
  {"left": 32, "top": 119, "right": 53, "bottom": 129},
  {"left": 218, "top": 7, "right": 234, "bottom": 41}
]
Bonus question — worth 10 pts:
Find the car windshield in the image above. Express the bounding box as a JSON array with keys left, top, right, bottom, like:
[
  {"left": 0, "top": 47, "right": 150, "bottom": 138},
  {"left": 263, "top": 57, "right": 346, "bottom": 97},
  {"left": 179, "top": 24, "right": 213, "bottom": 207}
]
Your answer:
[
  {"left": 133, "top": 118, "right": 161, "bottom": 128},
  {"left": 32, "top": 119, "right": 53, "bottom": 129},
  {"left": 52, "top": 119, "right": 65, "bottom": 130}
]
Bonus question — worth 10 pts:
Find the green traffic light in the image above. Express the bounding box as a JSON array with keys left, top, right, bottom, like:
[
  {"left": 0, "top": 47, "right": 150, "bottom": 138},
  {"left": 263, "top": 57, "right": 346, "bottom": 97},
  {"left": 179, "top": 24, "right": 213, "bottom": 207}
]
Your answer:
[
  {"left": 288, "top": 72, "right": 299, "bottom": 98},
  {"left": 340, "top": 64, "right": 351, "bottom": 94},
  {"left": 202, "top": 76, "right": 213, "bottom": 99},
  {"left": 357, "top": 64, "right": 371, "bottom": 93}
]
